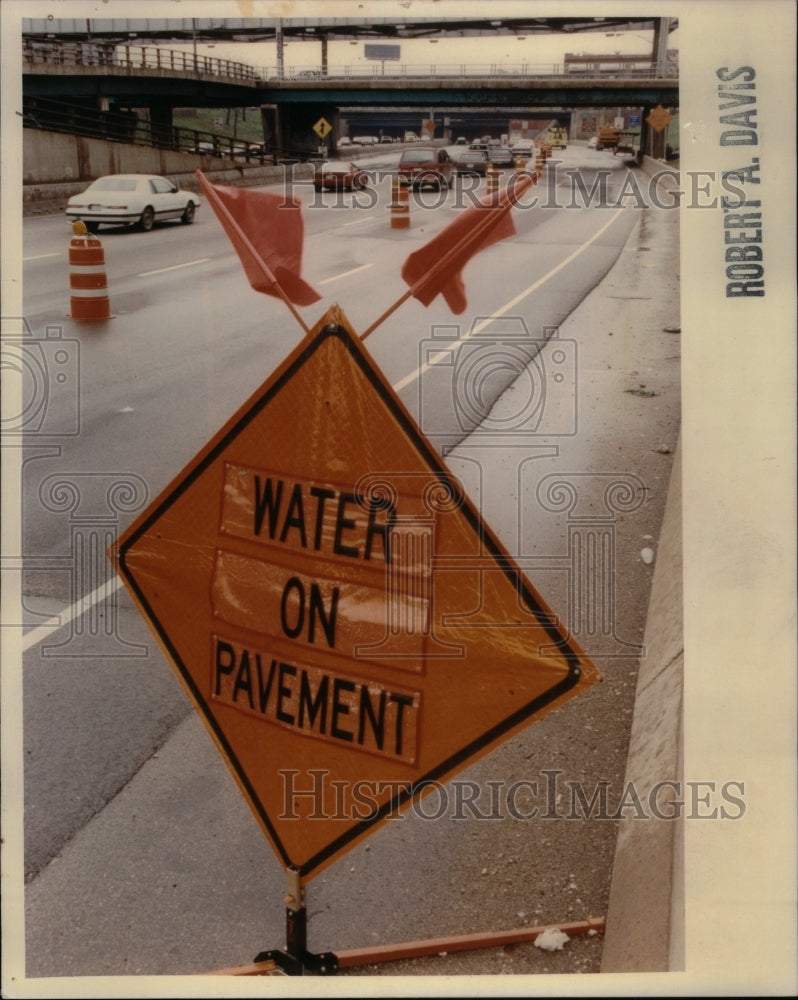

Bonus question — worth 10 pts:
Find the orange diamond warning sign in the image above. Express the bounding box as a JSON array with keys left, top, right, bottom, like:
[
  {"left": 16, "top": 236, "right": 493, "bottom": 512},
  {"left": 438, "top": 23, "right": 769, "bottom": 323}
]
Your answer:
[
  {"left": 646, "top": 104, "right": 673, "bottom": 133},
  {"left": 111, "top": 306, "right": 600, "bottom": 881}
]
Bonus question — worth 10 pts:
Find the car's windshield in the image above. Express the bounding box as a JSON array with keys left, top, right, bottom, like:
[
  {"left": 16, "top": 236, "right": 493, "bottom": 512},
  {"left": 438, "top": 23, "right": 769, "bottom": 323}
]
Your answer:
[{"left": 401, "top": 151, "right": 433, "bottom": 163}]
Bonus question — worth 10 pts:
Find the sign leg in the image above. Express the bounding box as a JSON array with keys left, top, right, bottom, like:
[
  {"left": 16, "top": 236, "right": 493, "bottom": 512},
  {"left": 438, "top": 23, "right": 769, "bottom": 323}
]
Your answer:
[{"left": 253, "top": 874, "right": 339, "bottom": 975}]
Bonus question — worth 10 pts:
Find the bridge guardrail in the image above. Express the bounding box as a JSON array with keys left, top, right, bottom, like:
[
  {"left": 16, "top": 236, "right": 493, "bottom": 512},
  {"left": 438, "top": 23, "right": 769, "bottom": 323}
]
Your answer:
[
  {"left": 23, "top": 39, "right": 260, "bottom": 84},
  {"left": 20, "top": 96, "right": 311, "bottom": 167},
  {"left": 267, "top": 61, "right": 678, "bottom": 81},
  {"left": 23, "top": 40, "right": 678, "bottom": 84}
]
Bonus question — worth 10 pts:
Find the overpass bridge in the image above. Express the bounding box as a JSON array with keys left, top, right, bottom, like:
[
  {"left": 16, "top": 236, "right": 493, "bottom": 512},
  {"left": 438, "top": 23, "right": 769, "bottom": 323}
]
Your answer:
[{"left": 21, "top": 15, "right": 678, "bottom": 157}]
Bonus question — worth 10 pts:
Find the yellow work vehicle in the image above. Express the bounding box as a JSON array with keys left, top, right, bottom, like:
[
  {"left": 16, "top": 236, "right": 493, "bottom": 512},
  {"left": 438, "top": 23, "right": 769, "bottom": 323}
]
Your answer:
[
  {"left": 596, "top": 126, "right": 622, "bottom": 150},
  {"left": 547, "top": 126, "right": 568, "bottom": 149}
]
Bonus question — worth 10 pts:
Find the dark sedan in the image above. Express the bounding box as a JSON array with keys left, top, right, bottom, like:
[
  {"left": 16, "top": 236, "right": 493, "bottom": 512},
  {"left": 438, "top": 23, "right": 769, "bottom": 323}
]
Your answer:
[
  {"left": 313, "top": 161, "right": 370, "bottom": 191},
  {"left": 455, "top": 150, "right": 489, "bottom": 176},
  {"left": 487, "top": 146, "right": 515, "bottom": 169}
]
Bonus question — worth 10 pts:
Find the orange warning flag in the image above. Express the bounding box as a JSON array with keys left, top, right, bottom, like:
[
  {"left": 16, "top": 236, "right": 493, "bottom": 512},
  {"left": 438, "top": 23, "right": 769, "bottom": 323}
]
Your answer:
[
  {"left": 400, "top": 171, "right": 536, "bottom": 315},
  {"left": 196, "top": 170, "right": 320, "bottom": 306}
]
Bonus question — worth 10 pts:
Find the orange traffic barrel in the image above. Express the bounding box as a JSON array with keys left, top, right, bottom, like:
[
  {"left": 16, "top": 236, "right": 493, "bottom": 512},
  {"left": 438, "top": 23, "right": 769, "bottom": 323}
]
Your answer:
[
  {"left": 68, "top": 221, "right": 112, "bottom": 320},
  {"left": 389, "top": 175, "right": 410, "bottom": 229},
  {"left": 486, "top": 164, "right": 500, "bottom": 200}
]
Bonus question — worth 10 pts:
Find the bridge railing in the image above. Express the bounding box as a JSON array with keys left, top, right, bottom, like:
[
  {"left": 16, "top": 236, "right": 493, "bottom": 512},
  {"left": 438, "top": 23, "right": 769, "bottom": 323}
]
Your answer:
[
  {"left": 20, "top": 96, "right": 316, "bottom": 165},
  {"left": 22, "top": 40, "right": 678, "bottom": 84},
  {"left": 265, "top": 61, "right": 678, "bottom": 81},
  {"left": 22, "top": 39, "right": 261, "bottom": 84}
]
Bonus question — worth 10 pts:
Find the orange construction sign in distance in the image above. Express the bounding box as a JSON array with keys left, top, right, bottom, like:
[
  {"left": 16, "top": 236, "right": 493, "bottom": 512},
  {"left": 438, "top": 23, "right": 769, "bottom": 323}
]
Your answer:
[
  {"left": 646, "top": 104, "right": 673, "bottom": 133},
  {"left": 110, "top": 305, "right": 600, "bottom": 883}
]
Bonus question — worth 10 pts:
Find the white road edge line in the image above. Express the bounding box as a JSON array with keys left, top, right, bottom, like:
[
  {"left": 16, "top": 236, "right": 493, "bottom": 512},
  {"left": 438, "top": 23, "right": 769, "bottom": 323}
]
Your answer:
[
  {"left": 22, "top": 207, "right": 626, "bottom": 652},
  {"left": 391, "top": 207, "right": 626, "bottom": 393},
  {"left": 23, "top": 252, "right": 61, "bottom": 262},
  {"left": 317, "top": 263, "right": 375, "bottom": 285},
  {"left": 22, "top": 576, "right": 124, "bottom": 652},
  {"left": 138, "top": 258, "right": 210, "bottom": 277}
]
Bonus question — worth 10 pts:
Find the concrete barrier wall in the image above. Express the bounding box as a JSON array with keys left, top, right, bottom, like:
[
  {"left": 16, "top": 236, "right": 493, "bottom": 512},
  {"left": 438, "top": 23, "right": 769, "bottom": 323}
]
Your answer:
[
  {"left": 637, "top": 152, "right": 677, "bottom": 178},
  {"left": 22, "top": 129, "right": 312, "bottom": 215},
  {"left": 23, "top": 130, "right": 80, "bottom": 185},
  {"left": 23, "top": 128, "right": 232, "bottom": 185},
  {"left": 601, "top": 437, "right": 684, "bottom": 972}
]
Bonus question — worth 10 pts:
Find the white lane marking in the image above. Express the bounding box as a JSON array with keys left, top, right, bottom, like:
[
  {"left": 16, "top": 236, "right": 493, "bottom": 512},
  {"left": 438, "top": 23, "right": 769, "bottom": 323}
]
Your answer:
[
  {"left": 391, "top": 208, "right": 626, "bottom": 392},
  {"left": 23, "top": 252, "right": 60, "bottom": 261},
  {"left": 22, "top": 577, "right": 124, "bottom": 652},
  {"left": 138, "top": 258, "right": 210, "bottom": 277},
  {"left": 317, "top": 263, "right": 375, "bottom": 285},
  {"left": 342, "top": 217, "right": 374, "bottom": 227},
  {"left": 22, "top": 208, "right": 626, "bottom": 652}
]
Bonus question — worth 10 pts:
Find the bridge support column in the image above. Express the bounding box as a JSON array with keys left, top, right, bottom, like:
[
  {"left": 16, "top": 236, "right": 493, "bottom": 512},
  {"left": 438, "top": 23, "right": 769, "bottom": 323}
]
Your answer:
[
  {"left": 149, "top": 103, "right": 175, "bottom": 150},
  {"left": 274, "top": 103, "right": 341, "bottom": 158},
  {"left": 652, "top": 17, "right": 672, "bottom": 75},
  {"left": 261, "top": 105, "right": 281, "bottom": 154},
  {"left": 639, "top": 106, "right": 669, "bottom": 162}
]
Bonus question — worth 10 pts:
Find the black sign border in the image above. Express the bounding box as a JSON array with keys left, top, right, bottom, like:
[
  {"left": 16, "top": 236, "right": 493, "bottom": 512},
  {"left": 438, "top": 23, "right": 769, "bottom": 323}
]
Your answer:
[{"left": 116, "top": 320, "right": 588, "bottom": 879}]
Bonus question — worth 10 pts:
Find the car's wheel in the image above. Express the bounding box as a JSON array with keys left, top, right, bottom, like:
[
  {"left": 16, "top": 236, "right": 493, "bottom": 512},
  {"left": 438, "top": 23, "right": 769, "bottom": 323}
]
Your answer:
[
  {"left": 85, "top": 221, "right": 100, "bottom": 234},
  {"left": 139, "top": 206, "right": 155, "bottom": 232},
  {"left": 181, "top": 202, "right": 195, "bottom": 225}
]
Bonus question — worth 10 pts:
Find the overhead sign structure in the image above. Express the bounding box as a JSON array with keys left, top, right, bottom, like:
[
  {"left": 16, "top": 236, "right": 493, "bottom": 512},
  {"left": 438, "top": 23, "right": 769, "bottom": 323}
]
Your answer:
[
  {"left": 313, "top": 117, "right": 332, "bottom": 140},
  {"left": 112, "top": 306, "right": 600, "bottom": 882}
]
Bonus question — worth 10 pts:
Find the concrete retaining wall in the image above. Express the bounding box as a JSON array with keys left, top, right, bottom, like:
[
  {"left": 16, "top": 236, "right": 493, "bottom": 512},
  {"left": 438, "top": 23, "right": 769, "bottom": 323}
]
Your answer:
[
  {"left": 637, "top": 152, "right": 676, "bottom": 177},
  {"left": 22, "top": 129, "right": 312, "bottom": 215},
  {"left": 601, "top": 437, "right": 684, "bottom": 972},
  {"left": 22, "top": 128, "right": 221, "bottom": 185}
]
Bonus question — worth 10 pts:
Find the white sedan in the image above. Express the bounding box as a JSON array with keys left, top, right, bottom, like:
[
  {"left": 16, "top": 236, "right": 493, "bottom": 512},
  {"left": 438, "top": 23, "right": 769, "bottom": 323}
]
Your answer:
[{"left": 65, "top": 174, "right": 200, "bottom": 233}]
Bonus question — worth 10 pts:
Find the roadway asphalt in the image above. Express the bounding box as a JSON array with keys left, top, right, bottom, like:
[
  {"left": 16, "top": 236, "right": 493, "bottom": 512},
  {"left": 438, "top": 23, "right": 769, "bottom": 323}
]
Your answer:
[{"left": 11, "top": 151, "right": 682, "bottom": 992}]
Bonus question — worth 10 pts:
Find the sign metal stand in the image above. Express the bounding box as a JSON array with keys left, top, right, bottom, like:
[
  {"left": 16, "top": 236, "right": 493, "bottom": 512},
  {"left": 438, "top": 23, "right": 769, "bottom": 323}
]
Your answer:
[{"left": 210, "top": 868, "right": 605, "bottom": 975}]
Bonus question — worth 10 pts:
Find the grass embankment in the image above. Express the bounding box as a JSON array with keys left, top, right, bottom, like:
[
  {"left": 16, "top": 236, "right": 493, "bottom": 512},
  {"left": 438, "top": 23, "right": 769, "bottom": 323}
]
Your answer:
[{"left": 171, "top": 106, "right": 265, "bottom": 144}]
